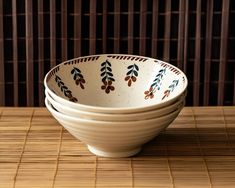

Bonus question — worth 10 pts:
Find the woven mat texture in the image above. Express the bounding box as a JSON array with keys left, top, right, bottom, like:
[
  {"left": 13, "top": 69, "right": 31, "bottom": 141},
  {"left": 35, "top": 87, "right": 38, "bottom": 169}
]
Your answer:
[{"left": 0, "top": 107, "right": 235, "bottom": 188}]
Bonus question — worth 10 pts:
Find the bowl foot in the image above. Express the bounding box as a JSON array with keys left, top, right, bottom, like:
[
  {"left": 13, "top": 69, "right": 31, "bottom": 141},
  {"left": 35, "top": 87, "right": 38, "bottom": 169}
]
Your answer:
[{"left": 87, "top": 145, "right": 141, "bottom": 158}]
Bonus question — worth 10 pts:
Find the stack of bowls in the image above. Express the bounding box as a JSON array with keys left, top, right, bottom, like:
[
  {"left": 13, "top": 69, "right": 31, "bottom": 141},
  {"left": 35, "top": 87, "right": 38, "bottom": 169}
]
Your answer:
[{"left": 44, "top": 54, "right": 188, "bottom": 157}]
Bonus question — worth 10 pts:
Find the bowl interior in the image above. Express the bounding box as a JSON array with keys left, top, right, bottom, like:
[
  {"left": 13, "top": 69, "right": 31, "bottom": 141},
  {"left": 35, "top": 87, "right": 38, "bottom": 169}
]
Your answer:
[{"left": 45, "top": 54, "right": 187, "bottom": 109}]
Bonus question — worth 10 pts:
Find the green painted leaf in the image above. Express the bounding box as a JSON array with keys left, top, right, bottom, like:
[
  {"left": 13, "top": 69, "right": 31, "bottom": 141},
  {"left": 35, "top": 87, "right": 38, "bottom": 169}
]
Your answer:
[
  {"left": 133, "top": 70, "right": 138, "bottom": 76},
  {"left": 109, "top": 77, "right": 115, "bottom": 82},
  {"left": 100, "top": 66, "right": 106, "bottom": 72},
  {"left": 127, "top": 69, "right": 132, "bottom": 75},
  {"left": 127, "top": 65, "right": 133, "bottom": 69},
  {"left": 77, "top": 73, "right": 83, "bottom": 79},
  {"left": 101, "top": 72, "right": 106, "bottom": 77},
  {"left": 107, "top": 72, "right": 113, "bottom": 77},
  {"left": 102, "top": 76, "right": 107, "bottom": 82},
  {"left": 74, "top": 67, "right": 81, "bottom": 73},
  {"left": 106, "top": 60, "right": 111, "bottom": 67},
  {"left": 101, "top": 61, "right": 106, "bottom": 67},
  {"left": 107, "top": 67, "right": 112, "bottom": 72},
  {"left": 134, "top": 64, "right": 139, "bottom": 71}
]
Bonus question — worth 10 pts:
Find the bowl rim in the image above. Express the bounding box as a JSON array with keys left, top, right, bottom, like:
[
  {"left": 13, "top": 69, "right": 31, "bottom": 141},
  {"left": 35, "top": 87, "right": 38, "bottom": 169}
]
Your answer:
[
  {"left": 45, "top": 88, "right": 185, "bottom": 119},
  {"left": 44, "top": 54, "right": 188, "bottom": 112},
  {"left": 45, "top": 97, "right": 184, "bottom": 125}
]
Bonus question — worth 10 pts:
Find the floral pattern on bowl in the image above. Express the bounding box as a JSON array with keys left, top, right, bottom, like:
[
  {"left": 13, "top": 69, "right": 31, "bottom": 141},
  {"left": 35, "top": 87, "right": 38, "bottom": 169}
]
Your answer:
[{"left": 45, "top": 54, "right": 187, "bottom": 109}]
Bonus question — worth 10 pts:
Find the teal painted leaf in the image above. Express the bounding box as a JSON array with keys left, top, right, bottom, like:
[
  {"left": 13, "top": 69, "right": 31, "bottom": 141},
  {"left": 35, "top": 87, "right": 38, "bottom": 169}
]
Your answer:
[
  {"left": 101, "top": 72, "right": 106, "bottom": 77},
  {"left": 100, "top": 66, "right": 106, "bottom": 72},
  {"left": 127, "top": 65, "right": 134, "bottom": 69},
  {"left": 127, "top": 69, "right": 132, "bottom": 75},
  {"left": 133, "top": 70, "right": 138, "bottom": 76},
  {"left": 107, "top": 67, "right": 112, "bottom": 72},
  {"left": 109, "top": 77, "right": 115, "bottom": 82},
  {"left": 106, "top": 60, "right": 111, "bottom": 67},
  {"left": 134, "top": 64, "right": 139, "bottom": 71},
  {"left": 107, "top": 72, "right": 113, "bottom": 77},
  {"left": 101, "top": 61, "right": 106, "bottom": 67}
]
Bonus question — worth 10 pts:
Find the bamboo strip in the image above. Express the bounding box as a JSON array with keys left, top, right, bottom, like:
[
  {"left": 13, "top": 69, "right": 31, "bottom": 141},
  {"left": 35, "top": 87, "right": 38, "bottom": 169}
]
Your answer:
[
  {"left": 37, "top": 0, "right": 44, "bottom": 106},
  {"left": 218, "top": 0, "right": 230, "bottom": 105},
  {"left": 177, "top": 0, "right": 185, "bottom": 70},
  {"left": 102, "top": 0, "right": 107, "bottom": 53},
  {"left": 193, "top": 0, "right": 202, "bottom": 106},
  {"left": 127, "top": 0, "right": 134, "bottom": 54},
  {"left": 13, "top": 110, "right": 34, "bottom": 188},
  {"left": 139, "top": 0, "right": 147, "bottom": 56},
  {"left": 151, "top": 0, "right": 159, "bottom": 58},
  {"left": 89, "top": 0, "right": 96, "bottom": 55},
  {"left": 0, "top": 0, "right": 4, "bottom": 106},
  {"left": 203, "top": 0, "right": 213, "bottom": 105},
  {"left": 50, "top": 0, "right": 56, "bottom": 68},
  {"left": 74, "top": 0, "right": 82, "bottom": 57},
  {"left": 12, "top": 0, "right": 18, "bottom": 106},
  {"left": 25, "top": 0, "right": 34, "bottom": 106},
  {"left": 61, "top": 0, "right": 68, "bottom": 62},
  {"left": 163, "top": 0, "right": 171, "bottom": 62},
  {"left": 114, "top": 0, "right": 120, "bottom": 53}
]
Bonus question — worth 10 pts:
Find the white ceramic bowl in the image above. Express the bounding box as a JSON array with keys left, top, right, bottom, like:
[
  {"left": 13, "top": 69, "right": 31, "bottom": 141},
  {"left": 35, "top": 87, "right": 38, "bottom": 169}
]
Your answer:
[
  {"left": 44, "top": 54, "right": 187, "bottom": 113},
  {"left": 45, "top": 98, "right": 184, "bottom": 157},
  {"left": 45, "top": 89, "right": 185, "bottom": 121}
]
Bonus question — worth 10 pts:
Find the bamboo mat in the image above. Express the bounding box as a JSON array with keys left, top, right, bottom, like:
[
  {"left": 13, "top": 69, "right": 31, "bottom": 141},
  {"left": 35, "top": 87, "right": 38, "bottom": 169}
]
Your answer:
[{"left": 0, "top": 107, "right": 235, "bottom": 188}]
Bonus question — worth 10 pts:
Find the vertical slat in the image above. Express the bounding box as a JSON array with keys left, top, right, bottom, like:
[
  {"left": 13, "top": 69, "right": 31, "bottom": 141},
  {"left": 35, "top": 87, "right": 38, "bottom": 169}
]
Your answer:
[
  {"left": 113, "top": 0, "right": 120, "bottom": 53},
  {"left": 0, "top": 0, "right": 4, "bottom": 106},
  {"left": 128, "top": 0, "right": 134, "bottom": 54},
  {"left": 61, "top": 0, "right": 67, "bottom": 61},
  {"left": 203, "top": 0, "right": 213, "bottom": 105},
  {"left": 50, "top": 0, "right": 56, "bottom": 68},
  {"left": 102, "top": 0, "right": 107, "bottom": 53},
  {"left": 218, "top": 0, "right": 230, "bottom": 105},
  {"left": 139, "top": 0, "right": 147, "bottom": 55},
  {"left": 25, "top": 0, "right": 34, "bottom": 106},
  {"left": 183, "top": 0, "right": 189, "bottom": 72},
  {"left": 89, "top": 0, "right": 96, "bottom": 54},
  {"left": 74, "top": 0, "right": 82, "bottom": 57},
  {"left": 38, "top": 0, "right": 44, "bottom": 106},
  {"left": 177, "top": 0, "right": 185, "bottom": 69},
  {"left": 151, "top": 0, "right": 158, "bottom": 58},
  {"left": 12, "top": 0, "right": 18, "bottom": 106},
  {"left": 193, "top": 0, "right": 201, "bottom": 106},
  {"left": 163, "top": 0, "right": 171, "bottom": 62},
  {"left": 234, "top": 73, "right": 235, "bottom": 105}
]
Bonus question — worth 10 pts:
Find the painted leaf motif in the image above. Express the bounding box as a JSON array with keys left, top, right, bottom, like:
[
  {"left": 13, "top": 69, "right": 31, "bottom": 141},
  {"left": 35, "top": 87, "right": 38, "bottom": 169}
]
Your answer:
[
  {"left": 77, "top": 73, "right": 83, "bottom": 79},
  {"left": 127, "top": 69, "right": 132, "bottom": 75},
  {"left": 107, "top": 72, "right": 113, "bottom": 76},
  {"left": 101, "top": 61, "right": 106, "bottom": 67},
  {"left": 173, "top": 80, "right": 179, "bottom": 85},
  {"left": 106, "top": 60, "right": 111, "bottom": 67},
  {"left": 107, "top": 67, "right": 112, "bottom": 72},
  {"left": 74, "top": 67, "right": 81, "bottom": 73},
  {"left": 101, "top": 72, "right": 106, "bottom": 77},
  {"left": 125, "top": 76, "right": 130, "bottom": 81},
  {"left": 109, "top": 77, "right": 115, "bottom": 82},
  {"left": 133, "top": 70, "right": 138, "bottom": 76},
  {"left": 102, "top": 76, "right": 107, "bottom": 82},
  {"left": 134, "top": 64, "right": 139, "bottom": 71},
  {"left": 100, "top": 66, "right": 106, "bottom": 72},
  {"left": 127, "top": 65, "right": 133, "bottom": 69},
  {"left": 71, "top": 69, "right": 75, "bottom": 74}
]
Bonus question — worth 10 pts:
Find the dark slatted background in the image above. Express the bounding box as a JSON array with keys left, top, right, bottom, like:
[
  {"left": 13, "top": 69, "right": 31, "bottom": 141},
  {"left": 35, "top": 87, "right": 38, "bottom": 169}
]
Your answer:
[{"left": 0, "top": 0, "right": 234, "bottom": 107}]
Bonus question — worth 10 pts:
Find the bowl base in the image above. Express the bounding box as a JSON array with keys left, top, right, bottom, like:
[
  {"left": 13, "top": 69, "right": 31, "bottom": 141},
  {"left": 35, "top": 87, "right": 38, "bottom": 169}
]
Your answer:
[{"left": 87, "top": 145, "right": 141, "bottom": 158}]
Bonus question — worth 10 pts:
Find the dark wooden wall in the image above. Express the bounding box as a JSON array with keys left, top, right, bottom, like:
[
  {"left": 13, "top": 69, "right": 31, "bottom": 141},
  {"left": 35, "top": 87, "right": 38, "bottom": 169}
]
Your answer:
[{"left": 0, "top": 0, "right": 234, "bottom": 106}]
